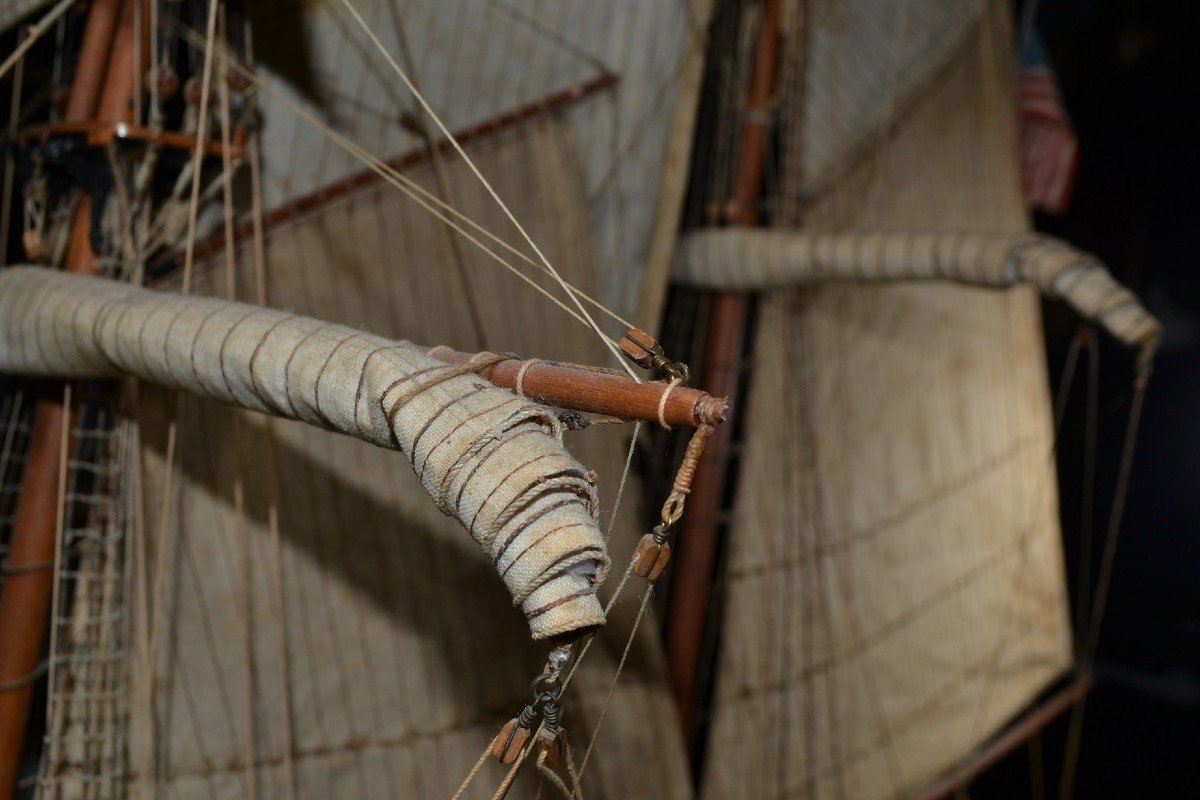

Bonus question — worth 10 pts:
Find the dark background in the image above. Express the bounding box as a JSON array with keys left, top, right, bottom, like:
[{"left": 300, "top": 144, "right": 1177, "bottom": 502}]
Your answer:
[{"left": 976, "top": 1, "right": 1200, "bottom": 797}]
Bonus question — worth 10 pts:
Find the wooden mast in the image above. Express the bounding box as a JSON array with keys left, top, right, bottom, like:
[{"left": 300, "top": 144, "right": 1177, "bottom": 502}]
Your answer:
[
  {"left": 665, "top": 0, "right": 783, "bottom": 741},
  {"left": 0, "top": 1, "right": 146, "bottom": 794},
  {"left": 913, "top": 675, "right": 1095, "bottom": 800}
]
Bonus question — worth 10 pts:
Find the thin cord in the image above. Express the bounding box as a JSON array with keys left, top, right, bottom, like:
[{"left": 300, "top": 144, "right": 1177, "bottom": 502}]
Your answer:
[
  {"left": 42, "top": 383, "right": 71, "bottom": 754},
  {"left": 490, "top": 734, "right": 537, "bottom": 800},
  {"left": 1058, "top": 351, "right": 1152, "bottom": 800},
  {"left": 573, "top": 584, "right": 655, "bottom": 786},
  {"left": 534, "top": 749, "right": 577, "bottom": 800},
  {"left": 387, "top": 0, "right": 489, "bottom": 350},
  {"left": 172, "top": 22, "right": 639, "bottom": 346},
  {"left": 450, "top": 734, "right": 499, "bottom": 800},
  {"left": 604, "top": 423, "right": 641, "bottom": 544}
]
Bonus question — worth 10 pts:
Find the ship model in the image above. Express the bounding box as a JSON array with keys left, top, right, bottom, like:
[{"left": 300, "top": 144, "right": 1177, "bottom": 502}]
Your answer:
[{"left": 0, "top": 1, "right": 1157, "bottom": 798}]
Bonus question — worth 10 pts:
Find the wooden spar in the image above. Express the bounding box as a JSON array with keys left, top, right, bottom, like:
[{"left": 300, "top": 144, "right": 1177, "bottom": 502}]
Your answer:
[
  {"left": 0, "top": 1, "right": 146, "bottom": 795},
  {"left": 913, "top": 675, "right": 1095, "bottom": 800},
  {"left": 665, "top": 0, "right": 783, "bottom": 737},
  {"left": 419, "top": 346, "right": 729, "bottom": 429}
]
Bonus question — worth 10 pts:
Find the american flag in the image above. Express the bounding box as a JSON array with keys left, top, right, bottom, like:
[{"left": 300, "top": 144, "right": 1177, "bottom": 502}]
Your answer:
[{"left": 1018, "top": 31, "right": 1079, "bottom": 215}]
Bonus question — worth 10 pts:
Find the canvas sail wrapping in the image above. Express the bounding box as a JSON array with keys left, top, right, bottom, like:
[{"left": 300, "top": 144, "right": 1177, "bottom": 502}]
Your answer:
[
  {"left": 674, "top": 229, "right": 1160, "bottom": 349},
  {"left": 0, "top": 265, "right": 611, "bottom": 639},
  {"left": 699, "top": 6, "right": 1074, "bottom": 799}
]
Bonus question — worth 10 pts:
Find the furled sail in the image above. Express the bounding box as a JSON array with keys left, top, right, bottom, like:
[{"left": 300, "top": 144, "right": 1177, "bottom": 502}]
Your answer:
[
  {"left": 0, "top": 266, "right": 610, "bottom": 639},
  {"left": 674, "top": 229, "right": 1160, "bottom": 350}
]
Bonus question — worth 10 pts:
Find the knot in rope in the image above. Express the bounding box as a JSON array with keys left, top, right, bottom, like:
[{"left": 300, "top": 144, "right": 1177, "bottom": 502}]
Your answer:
[{"left": 660, "top": 422, "right": 715, "bottom": 527}]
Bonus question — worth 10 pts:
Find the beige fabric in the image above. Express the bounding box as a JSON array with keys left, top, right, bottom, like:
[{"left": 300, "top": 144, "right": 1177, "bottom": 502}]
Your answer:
[
  {"left": 702, "top": 8, "right": 1073, "bottom": 800},
  {"left": 674, "top": 229, "right": 1160, "bottom": 349},
  {"left": 0, "top": 265, "right": 608, "bottom": 639},
  {"left": 782, "top": 0, "right": 986, "bottom": 206}
]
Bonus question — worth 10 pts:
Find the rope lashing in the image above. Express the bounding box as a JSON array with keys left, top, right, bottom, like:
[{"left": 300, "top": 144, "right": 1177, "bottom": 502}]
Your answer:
[
  {"left": 656, "top": 377, "right": 682, "bottom": 430},
  {"left": 633, "top": 422, "right": 716, "bottom": 581},
  {"left": 0, "top": 659, "right": 48, "bottom": 692},
  {"left": 515, "top": 358, "right": 544, "bottom": 399},
  {"left": 385, "top": 350, "right": 511, "bottom": 411}
]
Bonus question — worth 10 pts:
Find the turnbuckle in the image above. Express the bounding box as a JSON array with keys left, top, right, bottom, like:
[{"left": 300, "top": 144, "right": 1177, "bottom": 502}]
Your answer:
[{"left": 619, "top": 328, "right": 690, "bottom": 384}]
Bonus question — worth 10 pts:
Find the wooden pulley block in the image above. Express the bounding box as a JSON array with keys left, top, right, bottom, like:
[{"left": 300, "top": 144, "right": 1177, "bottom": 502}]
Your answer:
[
  {"left": 183, "top": 77, "right": 214, "bottom": 107},
  {"left": 146, "top": 66, "right": 180, "bottom": 99},
  {"left": 633, "top": 531, "right": 671, "bottom": 581},
  {"left": 492, "top": 717, "right": 531, "bottom": 764},
  {"left": 536, "top": 727, "right": 568, "bottom": 765},
  {"left": 226, "top": 70, "right": 252, "bottom": 94},
  {"left": 618, "top": 327, "right": 663, "bottom": 370}
]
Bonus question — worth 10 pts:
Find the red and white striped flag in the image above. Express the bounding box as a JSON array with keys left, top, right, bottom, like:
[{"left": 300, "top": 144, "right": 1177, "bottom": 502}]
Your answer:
[{"left": 1018, "top": 31, "right": 1079, "bottom": 215}]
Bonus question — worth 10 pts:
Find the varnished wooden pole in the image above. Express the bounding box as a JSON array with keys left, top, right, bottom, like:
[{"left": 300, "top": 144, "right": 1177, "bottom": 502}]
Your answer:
[
  {"left": 64, "top": 0, "right": 119, "bottom": 121},
  {"left": 419, "top": 345, "right": 729, "bottom": 429},
  {"left": 665, "top": 0, "right": 783, "bottom": 741},
  {"left": 913, "top": 675, "right": 1095, "bottom": 800},
  {"left": 0, "top": 1, "right": 145, "bottom": 794}
]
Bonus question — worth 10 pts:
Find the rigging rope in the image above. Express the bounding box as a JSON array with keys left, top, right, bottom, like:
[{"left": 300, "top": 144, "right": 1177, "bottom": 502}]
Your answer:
[{"left": 1057, "top": 346, "right": 1153, "bottom": 800}]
